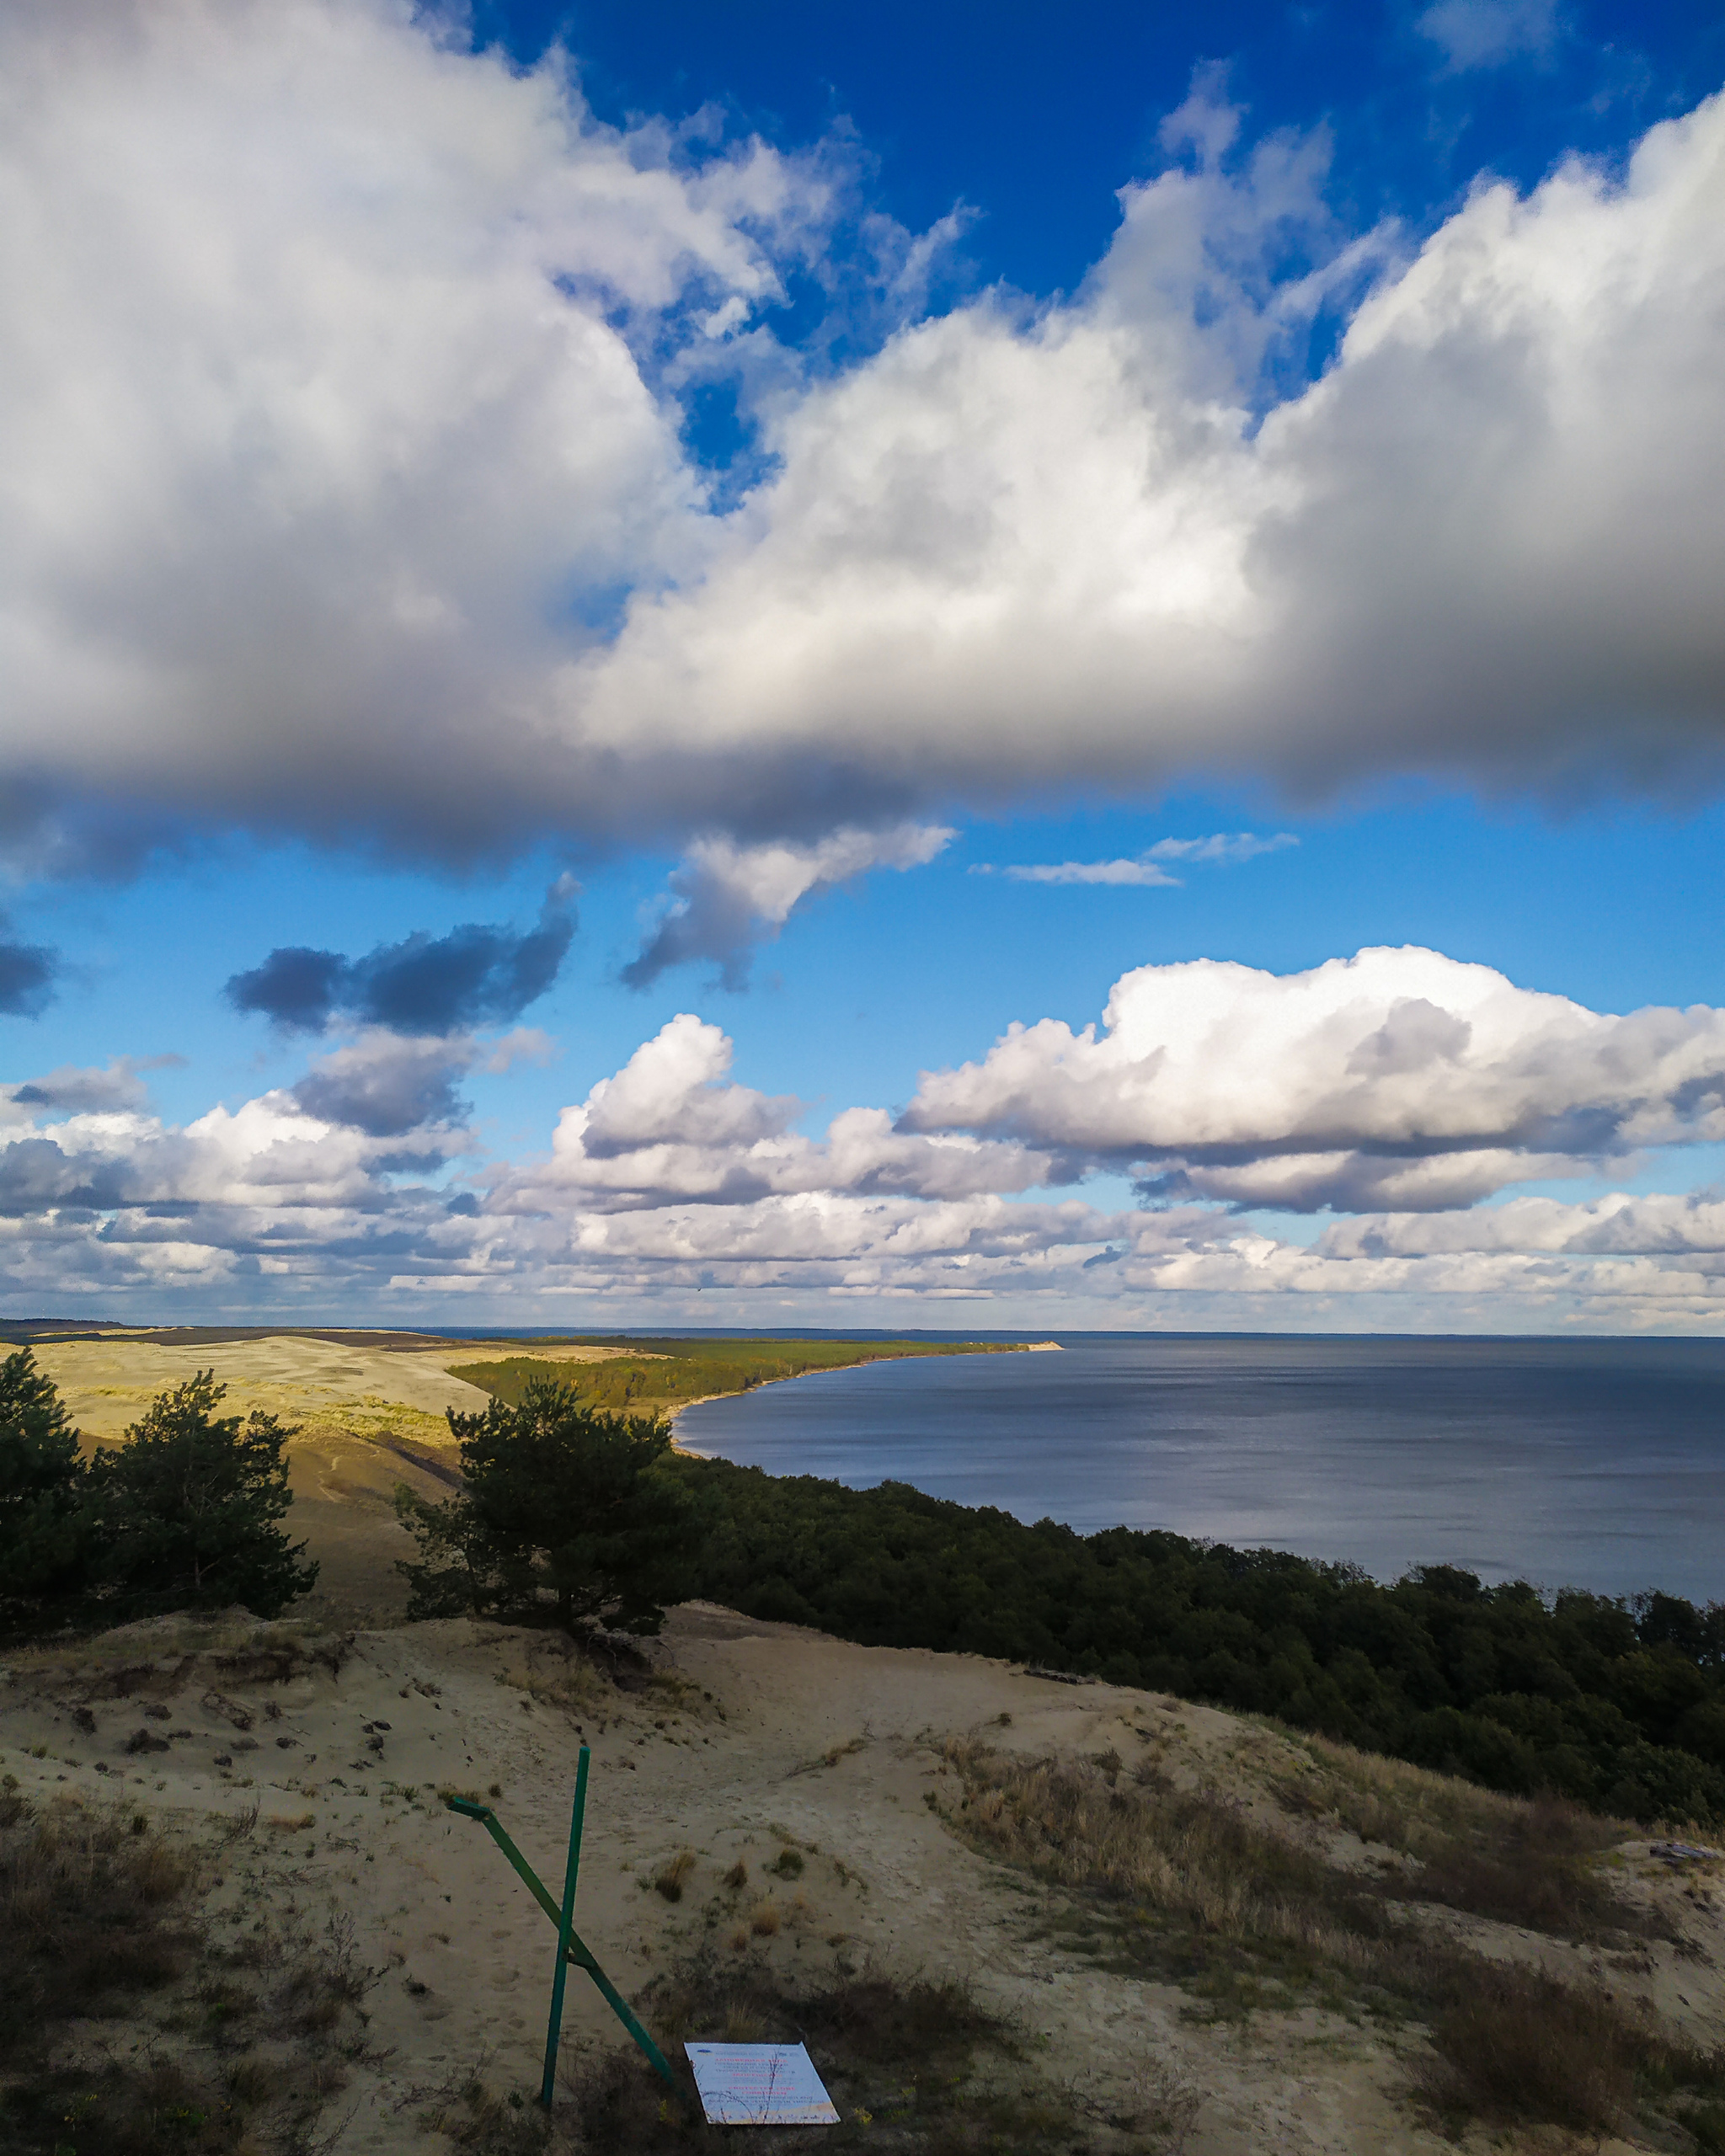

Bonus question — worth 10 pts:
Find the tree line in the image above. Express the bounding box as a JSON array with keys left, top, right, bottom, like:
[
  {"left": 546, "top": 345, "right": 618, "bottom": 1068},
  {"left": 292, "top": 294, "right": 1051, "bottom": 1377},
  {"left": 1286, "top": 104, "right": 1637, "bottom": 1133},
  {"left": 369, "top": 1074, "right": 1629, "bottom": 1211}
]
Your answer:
[{"left": 669, "top": 1456, "right": 1725, "bottom": 1825}]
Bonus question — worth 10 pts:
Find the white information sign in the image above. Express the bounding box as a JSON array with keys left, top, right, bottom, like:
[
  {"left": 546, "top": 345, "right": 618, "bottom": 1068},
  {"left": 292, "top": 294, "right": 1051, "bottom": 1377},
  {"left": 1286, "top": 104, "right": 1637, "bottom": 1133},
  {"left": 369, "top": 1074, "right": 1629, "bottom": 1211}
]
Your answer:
[{"left": 685, "top": 2042, "right": 839, "bottom": 2126}]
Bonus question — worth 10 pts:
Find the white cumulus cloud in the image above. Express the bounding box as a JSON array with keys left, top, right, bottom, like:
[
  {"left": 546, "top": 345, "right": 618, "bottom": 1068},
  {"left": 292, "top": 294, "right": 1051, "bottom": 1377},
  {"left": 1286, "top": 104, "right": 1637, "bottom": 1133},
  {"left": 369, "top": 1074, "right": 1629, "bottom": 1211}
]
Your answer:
[
  {"left": 574, "top": 88, "right": 1725, "bottom": 825},
  {"left": 497, "top": 1012, "right": 1055, "bottom": 1208},
  {"left": 623, "top": 824, "right": 953, "bottom": 987},
  {"left": 902, "top": 945, "right": 1725, "bottom": 1210},
  {"left": 0, "top": 0, "right": 830, "bottom": 869}
]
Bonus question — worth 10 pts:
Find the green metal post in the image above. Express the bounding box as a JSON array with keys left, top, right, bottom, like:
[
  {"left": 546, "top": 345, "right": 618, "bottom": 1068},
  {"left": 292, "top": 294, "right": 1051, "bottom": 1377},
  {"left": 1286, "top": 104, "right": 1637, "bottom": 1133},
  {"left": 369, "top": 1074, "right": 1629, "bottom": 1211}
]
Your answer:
[
  {"left": 443, "top": 1789, "right": 680, "bottom": 2096},
  {"left": 540, "top": 1745, "right": 590, "bottom": 2109}
]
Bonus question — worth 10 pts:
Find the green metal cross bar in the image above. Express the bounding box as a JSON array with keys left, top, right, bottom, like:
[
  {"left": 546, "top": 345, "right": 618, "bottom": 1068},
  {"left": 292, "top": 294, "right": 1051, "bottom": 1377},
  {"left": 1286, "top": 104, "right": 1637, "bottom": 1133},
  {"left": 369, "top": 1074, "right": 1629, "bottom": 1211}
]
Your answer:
[{"left": 444, "top": 1764, "right": 678, "bottom": 2103}]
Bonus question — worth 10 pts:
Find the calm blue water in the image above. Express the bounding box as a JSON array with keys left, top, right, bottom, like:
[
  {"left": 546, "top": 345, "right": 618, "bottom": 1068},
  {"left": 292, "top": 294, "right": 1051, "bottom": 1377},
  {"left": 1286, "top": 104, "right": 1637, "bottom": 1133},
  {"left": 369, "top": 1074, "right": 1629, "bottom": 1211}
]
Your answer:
[{"left": 677, "top": 1337, "right": 1725, "bottom": 1604}]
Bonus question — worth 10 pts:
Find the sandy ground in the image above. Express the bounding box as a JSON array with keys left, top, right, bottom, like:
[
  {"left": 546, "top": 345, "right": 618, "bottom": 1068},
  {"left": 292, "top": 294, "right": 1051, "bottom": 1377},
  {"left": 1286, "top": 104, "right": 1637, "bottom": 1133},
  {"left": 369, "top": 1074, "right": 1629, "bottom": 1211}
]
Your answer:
[{"left": 3, "top": 1602, "right": 1720, "bottom": 2156}]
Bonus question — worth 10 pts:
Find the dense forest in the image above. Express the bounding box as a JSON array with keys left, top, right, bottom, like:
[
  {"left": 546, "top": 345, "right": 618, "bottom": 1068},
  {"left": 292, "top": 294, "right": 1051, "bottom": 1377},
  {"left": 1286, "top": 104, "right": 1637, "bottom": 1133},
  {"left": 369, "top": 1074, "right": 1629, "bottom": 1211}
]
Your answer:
[{"left": 668, "top": 1455, "right": 1725, "bottom": 1825}]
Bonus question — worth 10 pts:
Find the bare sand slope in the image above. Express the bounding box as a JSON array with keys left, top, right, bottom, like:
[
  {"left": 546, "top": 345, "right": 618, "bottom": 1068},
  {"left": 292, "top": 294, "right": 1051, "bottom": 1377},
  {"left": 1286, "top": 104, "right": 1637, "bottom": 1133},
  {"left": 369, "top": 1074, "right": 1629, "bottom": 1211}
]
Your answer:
[
  {"left": 25, "top": 1334, "right": 630, "bottom": 1443},
  {"left": 31, "top": 1334, "right": 495, "bottom": 1442},
  {"left": 5, "top": 1605, "right": 1717, "bottom": 2154},
  {"left": 28, "top": 1334, "right": 487, "bottom": 1629}
]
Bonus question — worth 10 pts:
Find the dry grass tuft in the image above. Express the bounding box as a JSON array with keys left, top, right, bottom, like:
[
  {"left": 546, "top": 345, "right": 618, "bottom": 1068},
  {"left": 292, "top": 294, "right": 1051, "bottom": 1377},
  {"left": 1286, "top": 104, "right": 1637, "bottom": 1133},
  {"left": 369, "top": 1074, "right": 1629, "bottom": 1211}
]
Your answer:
[
  {"left": 409, "top": 1956, "right": 1028, "bottom": 2153},
  {"left": 0, "top": 1791, "right": 197, "bottom": 2054},
  {"left": 940, "top": 1736, "right": 1397, "bottom": 1991},
  {"left": 492, "top": 1633, "right": 611, "bottom": 1720},
  {"left": 0, "top": 1784, "right": 382, "bottom": 2155},
  {"left": 45, "top": 2053, "right": 240, "bottom": 2156},
  {"left": 1271, "top": 1740, "right": 1651, "bottom": 1940},
  {"left": 947, "top": 1732, "right": 1653, "bottom": 1973},
  {"left": 940, "top": 1736, "right": 1725, "bottom": 2143},
  {"left": 0, "top": 1792, "right": 246, "bottom": 2152},
  {"left": 1414, "top": 1963, "right": 1643, "bottom": 2134},
  {"left": 654, "top": 1849, "right": 697, "bottom": 1903},
  {"left": 1281, "top": 1734, "right": 1624, "bottom": 1855},
  {"left": 417, "top": 2057, "right": 563, "bottom": 2153},
  {"left": 747, "top": 1898, "right": 782, "bottom": 1937},
  {"left": 8, "top": 1614, "right": 353, "bottom": 1705}
]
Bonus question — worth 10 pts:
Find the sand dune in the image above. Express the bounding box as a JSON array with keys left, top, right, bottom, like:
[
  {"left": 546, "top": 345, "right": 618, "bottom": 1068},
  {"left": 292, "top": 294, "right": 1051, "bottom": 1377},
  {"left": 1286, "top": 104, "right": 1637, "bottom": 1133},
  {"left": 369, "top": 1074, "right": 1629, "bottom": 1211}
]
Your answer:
[
  {"left": 3, "top": 1598, "right": 1718, "bottom": 2153},
  {"left": 27, "top": 1334, "right": 609, "bottom": 1443},
  {"left": 29, "top": 1333, "right": 643, "bottom": 1629}
]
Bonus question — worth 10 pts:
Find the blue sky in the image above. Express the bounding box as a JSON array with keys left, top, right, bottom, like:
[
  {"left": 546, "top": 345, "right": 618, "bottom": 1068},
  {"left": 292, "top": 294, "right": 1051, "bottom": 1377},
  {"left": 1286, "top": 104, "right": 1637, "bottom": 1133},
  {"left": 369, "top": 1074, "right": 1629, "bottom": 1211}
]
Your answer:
[{"left": 3, "top": 0, "right": 1724, "bottom": 1330}]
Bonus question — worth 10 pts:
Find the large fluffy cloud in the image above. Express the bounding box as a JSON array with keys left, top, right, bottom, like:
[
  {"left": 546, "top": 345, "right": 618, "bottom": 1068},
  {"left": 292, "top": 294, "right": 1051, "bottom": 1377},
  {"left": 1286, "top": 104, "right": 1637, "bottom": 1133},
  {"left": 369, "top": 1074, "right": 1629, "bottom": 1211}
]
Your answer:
[
  {"left": 583, "top": 88, "right": 1725, "bottom": 810},
  {"left": 3, "top": 4, "right": 1723, "bottom": 878},
  {"left": 0, "top": 0, "right": 827, "bottom": 869},
  {"left": 904, "top": 945, "right": 1725, "bottom": 1209},
  {"left": 499, "top": 1013, "right": 1056, "bottom": 1208}
]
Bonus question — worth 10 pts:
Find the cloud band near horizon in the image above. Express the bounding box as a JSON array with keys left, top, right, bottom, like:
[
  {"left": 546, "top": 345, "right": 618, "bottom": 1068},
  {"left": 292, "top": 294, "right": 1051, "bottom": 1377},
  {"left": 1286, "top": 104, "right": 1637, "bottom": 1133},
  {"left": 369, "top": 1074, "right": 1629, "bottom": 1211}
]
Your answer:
[{"left": 8, "top": 944, "right": 1725, "bottom": 1331}]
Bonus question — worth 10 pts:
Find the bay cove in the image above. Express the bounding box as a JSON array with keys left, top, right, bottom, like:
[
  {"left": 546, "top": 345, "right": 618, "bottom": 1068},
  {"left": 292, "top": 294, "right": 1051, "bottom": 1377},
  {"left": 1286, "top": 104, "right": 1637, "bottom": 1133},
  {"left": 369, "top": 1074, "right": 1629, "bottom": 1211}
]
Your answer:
[{"left": 678, "top": 1334, "right": 1725, "bottom": 1605}]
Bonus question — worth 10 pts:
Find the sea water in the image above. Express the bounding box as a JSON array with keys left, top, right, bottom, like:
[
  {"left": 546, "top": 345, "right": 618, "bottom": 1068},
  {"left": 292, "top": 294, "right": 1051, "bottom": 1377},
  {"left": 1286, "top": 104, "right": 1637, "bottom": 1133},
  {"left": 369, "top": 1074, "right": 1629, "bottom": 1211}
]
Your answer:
[{"left": 676, "top": 1335, "right": 1725, "bottom": 1604}]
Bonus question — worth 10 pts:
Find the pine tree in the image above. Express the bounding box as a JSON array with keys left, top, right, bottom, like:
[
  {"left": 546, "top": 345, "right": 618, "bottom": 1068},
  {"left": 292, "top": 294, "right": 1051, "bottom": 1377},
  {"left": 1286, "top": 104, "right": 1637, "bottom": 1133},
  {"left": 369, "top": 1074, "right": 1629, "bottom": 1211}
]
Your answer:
[
  {"left": 85, "top": 1372, "right": 317, "bottom": 1620},
  {"left": 396, "top": 1378, "right": 695, "bottom": 1636},
  {"left": 0, "top": 1348, "right": 88, "bottom": 1636}
]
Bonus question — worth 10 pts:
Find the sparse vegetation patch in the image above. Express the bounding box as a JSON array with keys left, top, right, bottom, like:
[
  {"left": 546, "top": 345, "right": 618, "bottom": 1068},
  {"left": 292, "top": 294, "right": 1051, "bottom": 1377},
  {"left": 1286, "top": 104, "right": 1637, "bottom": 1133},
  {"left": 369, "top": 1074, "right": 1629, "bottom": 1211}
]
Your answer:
[
  {"left": 937, "top": 1737, "right": 1725, "bottom": 2141},
  {"left": 450, "top": 1337, "right": 1009, "bottom": 1422},
  {"left": 534, "top": 1953, "right": 1087, "bottom": 2153},
  {"left": 0, "top": 1780, "right": 377, "bottom": 2155}
]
